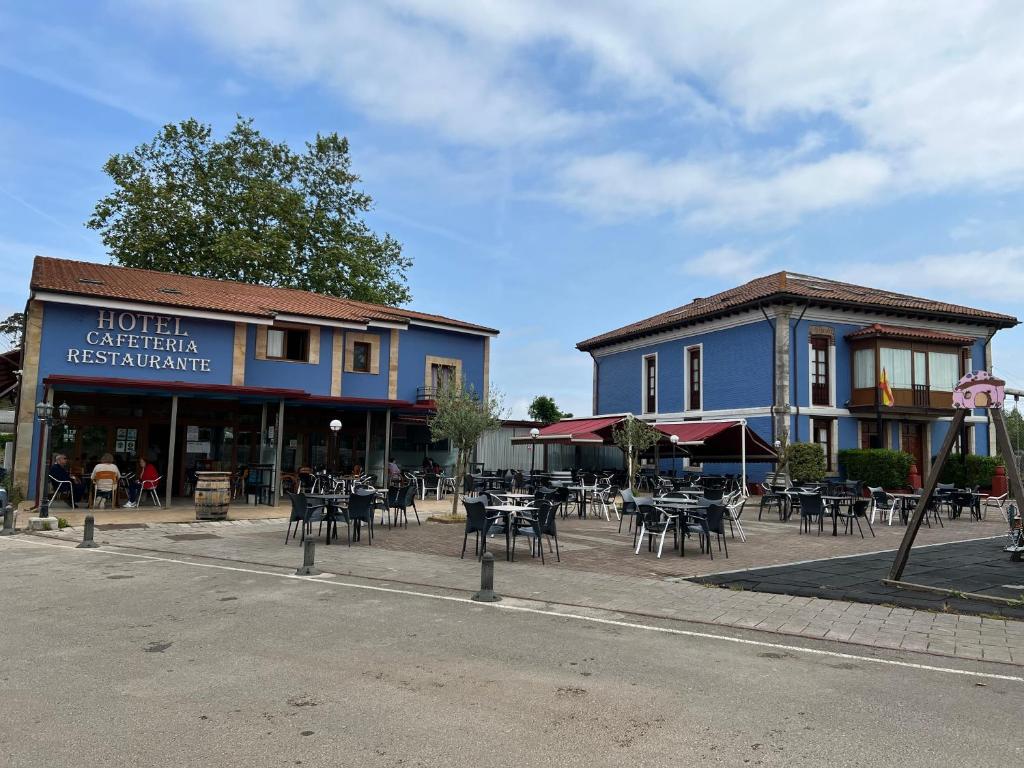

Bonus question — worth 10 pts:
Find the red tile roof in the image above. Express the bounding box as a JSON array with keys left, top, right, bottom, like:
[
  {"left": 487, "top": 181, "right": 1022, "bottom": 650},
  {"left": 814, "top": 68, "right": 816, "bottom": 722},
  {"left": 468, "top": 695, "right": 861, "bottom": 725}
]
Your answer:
[
  {"left": 844, "top": 324, "right": 976, "bottom": 345},
  {"left": 30, "top": 256, "right": 498, "bottom": 335},
  {"left": 577, "top": 271, "right": 1017, "bottom": 351}
]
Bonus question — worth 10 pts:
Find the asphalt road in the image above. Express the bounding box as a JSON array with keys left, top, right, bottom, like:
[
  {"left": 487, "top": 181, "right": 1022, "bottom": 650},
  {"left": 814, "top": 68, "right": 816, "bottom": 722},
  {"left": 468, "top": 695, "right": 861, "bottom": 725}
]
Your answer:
[{"left": 2, "top": 537, "right": 1023, "bottom": 767}]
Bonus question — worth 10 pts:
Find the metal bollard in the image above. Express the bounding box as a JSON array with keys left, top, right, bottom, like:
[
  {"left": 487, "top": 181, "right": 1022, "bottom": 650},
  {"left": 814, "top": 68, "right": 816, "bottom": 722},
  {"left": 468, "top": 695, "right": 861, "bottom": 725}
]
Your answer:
[
  {"left": 39, "top": 499, "right": 50, "bottom": 519},
  {"left": 472, "top": 551, "right": 501, "bottom": 602},
  {"left": 295, "top": 539, "right": 320, "bottom": 576},
  {"left": 0, "top": 505, "right": 15, "bottom": 536},
  {"left": 77, "top": 514, "right": 99, "bottom": 548}
]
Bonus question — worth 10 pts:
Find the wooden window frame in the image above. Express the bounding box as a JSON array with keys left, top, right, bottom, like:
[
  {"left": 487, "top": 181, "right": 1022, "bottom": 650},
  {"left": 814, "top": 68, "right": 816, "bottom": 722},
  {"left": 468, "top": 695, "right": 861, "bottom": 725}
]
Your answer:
[
  {"left": 345, "top": 332, "right": 381, "bottom": 375},
  {"left": 810, "top": 335, "right": 831, "bottom": 407},
  {"left": 352, "top": 341, "right": 372, "bottom": 373},
  {"left": 642, "top": 353, "right": 658, "bottom": 414},
  {"left": 256, "top": 323, "right": 318, "bottom": 364},
  {"left": 686, "top": 345, "right": 702, "bottom": 412},
  {"left": 811, "top": 417, "right": 834, "bottom": 472}
]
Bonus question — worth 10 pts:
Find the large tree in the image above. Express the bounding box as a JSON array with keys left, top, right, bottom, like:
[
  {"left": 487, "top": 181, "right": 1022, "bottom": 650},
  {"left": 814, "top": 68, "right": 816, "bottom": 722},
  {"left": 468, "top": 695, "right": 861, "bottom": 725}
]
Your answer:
[
  {"left": 0, "top": 312, "right": 24, "bottom": 351},
  {"left": 87, "top": 116, "right": 411, "bottom": 305},
  {"left": 527, "top": 395, "right": 572, "bottom": 425}
]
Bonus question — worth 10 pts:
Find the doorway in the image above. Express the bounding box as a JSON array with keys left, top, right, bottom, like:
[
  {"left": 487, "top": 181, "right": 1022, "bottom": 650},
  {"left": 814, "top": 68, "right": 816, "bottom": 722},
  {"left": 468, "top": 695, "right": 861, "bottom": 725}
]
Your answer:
[{"left": 901, "top": 422, "right": 925, "bottom": 472}]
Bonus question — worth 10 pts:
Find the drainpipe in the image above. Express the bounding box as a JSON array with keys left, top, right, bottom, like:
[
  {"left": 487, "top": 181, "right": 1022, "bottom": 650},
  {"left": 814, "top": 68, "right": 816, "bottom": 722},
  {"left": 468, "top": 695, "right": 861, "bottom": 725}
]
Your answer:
[
  {"left": 791, "top": 302, "right": 810, "bottom": 442},
  {"left": 759, "top": 303, "right": 777, "bottom": 444}
]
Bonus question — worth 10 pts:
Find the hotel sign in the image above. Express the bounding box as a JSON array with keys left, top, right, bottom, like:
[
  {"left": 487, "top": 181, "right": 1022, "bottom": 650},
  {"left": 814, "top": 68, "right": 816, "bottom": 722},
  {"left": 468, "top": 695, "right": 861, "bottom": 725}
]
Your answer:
[{"left": 65, "top": 310, "right": 213, "bottom": 372}]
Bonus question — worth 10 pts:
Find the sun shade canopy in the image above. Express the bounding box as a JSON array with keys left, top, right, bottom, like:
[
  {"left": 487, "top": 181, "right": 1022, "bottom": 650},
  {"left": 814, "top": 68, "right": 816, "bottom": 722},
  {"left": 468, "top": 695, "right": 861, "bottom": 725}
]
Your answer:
[
  {"left": 511, "top": 415, "right": 778, "bottom": 462},
  {"left": 654, "top": 421, "right": 777, "bottom": 462},
  {"left": 509, "top": 415, "right": 627, "bottom": 445}
]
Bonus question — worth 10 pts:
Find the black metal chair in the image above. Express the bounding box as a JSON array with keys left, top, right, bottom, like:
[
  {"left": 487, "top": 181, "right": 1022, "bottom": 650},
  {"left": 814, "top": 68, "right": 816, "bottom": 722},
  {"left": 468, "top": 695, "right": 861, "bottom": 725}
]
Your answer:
[
  {"left": 618, "top": 488, "right": 639, "bottom": 535},
  {"left": 285, "top": 492, "right": 306, "bottom": 544},
  {"left": 346, "top": 489, "right": 376, "bottom": 545},
  {"left": 512, "top": 500, "right": 559, "bottom": 564},
  {"left": 798, "top": 492, "right": 826, "bottom": 534},
  {"left": 633, "top": 502, "right": 677, "bottom": 558},
  {"left": 703, "top": 504, "right": 729, "bottom": 559},
  {"left": 461, "top": 495, "right": 497, "bottom": 559}
]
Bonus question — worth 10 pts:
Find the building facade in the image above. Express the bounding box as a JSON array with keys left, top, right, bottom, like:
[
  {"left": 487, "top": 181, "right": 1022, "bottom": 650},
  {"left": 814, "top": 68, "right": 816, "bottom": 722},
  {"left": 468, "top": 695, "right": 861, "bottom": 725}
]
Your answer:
[
  {"left": 577, "top": 272, "right": 1018, "bottom": 482},
  {"left": 14, "top": 256, "right": 496, "bottom": 503}
]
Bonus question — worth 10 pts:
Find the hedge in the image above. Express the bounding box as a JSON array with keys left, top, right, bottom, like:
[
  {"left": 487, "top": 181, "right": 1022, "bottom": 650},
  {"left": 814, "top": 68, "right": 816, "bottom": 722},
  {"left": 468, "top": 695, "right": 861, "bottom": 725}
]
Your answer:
[
  {"left": 838, "top": 449, "right": 912, "bottom": 489},
  {"left": 937, "top": 453, "right": 1003, "bottom": 490},
  {"left": 786, "top": 442, "right": 827, "bottom": 485}
]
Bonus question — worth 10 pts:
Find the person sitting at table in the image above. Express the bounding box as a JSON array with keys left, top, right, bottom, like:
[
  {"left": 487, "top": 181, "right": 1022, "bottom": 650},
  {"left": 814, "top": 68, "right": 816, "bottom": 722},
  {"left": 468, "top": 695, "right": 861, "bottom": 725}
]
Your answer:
[
  {"left": 422, "top": 456, "right": 433, "bottom": 471},
  {"left": 123, "top": 457, "right": 159, "bottom": 508},
  {"left": 388, "top": 457, "right": 402, "bottom": 485},
  {"left": 352, "top": 462, "right": 363, "bottom": 477},
  {"left": 90, "top": 452, "right": 121, "bottom": 508},
  {"left": 49, "top": 453, "right": 84, "bottom": 504}
]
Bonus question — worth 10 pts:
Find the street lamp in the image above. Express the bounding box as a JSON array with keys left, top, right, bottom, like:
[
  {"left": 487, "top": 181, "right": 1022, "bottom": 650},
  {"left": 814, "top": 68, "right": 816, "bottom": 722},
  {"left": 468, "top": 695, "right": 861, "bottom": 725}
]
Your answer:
[
  {"left": 669, "top": 433, "right": 679, "bottom": 478},
  {"left": 329, "top": 419, "right": 342, "bottom": 474},
  {"left": 529, "top": 427, "right": 540, "bottom": 477},
  {"left": 35, "top": 400, "right": 70, "bottom": 517}
]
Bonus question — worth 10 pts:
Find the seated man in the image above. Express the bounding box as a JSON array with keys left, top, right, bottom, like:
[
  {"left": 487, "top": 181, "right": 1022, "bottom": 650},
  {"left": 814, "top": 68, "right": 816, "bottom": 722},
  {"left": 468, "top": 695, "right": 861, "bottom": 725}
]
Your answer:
[
  {"left": 49, "top": 453, "right": 84, "bottom": 504},
  {"left": 90, "top": 452, "right": 122, "bottom": 508},
  {"left": 387, "top": 457, "right": 402, "bottom": 485}
]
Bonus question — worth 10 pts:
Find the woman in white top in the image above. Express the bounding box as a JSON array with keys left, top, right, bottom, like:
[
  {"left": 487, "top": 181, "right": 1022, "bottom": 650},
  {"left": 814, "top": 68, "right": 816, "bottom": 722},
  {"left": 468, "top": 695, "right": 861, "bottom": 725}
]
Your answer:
[{"left": 91, "top": 453, "right": 121, "bottom": 507}]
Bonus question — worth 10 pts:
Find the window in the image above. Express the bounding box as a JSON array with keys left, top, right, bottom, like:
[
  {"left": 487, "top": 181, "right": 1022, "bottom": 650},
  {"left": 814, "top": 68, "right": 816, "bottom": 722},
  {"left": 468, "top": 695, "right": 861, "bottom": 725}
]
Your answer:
[
  {"left": 859, "top": 421, "right": 880, "bottom": 449},
  {"left": 961, "top": 346, "right": 973, "bottom": 377},
  {"left": 431, "top": 363, "right": 456, "bottom": 391},
  {"left": 346, "top": 333, "right": 381, "bottom": 374},
  {"left": 853, "top": 348, "right": 874, "bottom": 389},
  {"left": 266, "top": 327, "right": 309, "bottom": 361},
  {"left": 811, "top": 335, "right": 830, "bottom": 406},
  {"left": 812, "top": 417, "right": 833, "bottom": 471},
  {"left": 643, "top": 355, "right": 657, "bottom": 413},
  {"left": 687, "top": 346, "right": 701, "bottom": 411},
  {"left": 352, "top": 341, "right": 371, "bottom": 373},
  {"left": 913, "top": 351, "right": 927, "bottom": 386},
  {"left": 879, "top": 347, "right": 912, "bottom": 389},
  {"left": 928, "top": 351, "right": 959, "bottom": 392}
]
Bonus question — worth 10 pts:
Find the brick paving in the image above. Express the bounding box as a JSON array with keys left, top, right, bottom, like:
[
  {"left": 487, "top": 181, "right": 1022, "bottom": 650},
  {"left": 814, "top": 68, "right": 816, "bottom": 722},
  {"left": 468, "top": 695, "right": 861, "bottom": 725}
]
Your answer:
[{"left": 18, "top": 498, "right": 1024, "bottom": 668}]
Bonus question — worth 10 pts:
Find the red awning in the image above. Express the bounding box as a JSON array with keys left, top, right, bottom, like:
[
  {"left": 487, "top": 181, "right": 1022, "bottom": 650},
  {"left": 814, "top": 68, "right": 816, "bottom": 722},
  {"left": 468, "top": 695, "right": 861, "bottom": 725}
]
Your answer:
[
  {"left": 654, "top": 421, "right": 777, "bottom": 462},
  {"left": 509, "top": 415, "right": 626, "bottom": 445}
]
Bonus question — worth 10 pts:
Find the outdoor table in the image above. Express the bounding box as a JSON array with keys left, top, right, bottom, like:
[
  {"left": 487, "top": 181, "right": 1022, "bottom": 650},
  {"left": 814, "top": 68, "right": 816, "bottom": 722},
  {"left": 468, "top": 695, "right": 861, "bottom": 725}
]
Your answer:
[
  {"left": 305, "top": 492, "right": 352, "bottom": 544},
  {"left": 501, "top": 492, "right": 536, "bottom": 505},
  {"left": 888, "top": 493, "right": 921, "bottom": 525},
  {"left": 485, "top": 504, "right": 537, "bottom": 560},
  {"left": 821, "top": 495, "right": 855, "bottom": 536},
  {"left": 565, "top": 485, "right": 593, "bottom": 517}
]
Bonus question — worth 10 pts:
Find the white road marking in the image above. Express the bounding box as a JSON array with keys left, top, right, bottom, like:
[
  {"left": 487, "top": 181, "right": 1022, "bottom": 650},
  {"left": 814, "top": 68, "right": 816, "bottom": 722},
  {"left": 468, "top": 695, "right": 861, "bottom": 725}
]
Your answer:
[{"left": 4, "top": 536, "right": 1022, "bottom": 683}]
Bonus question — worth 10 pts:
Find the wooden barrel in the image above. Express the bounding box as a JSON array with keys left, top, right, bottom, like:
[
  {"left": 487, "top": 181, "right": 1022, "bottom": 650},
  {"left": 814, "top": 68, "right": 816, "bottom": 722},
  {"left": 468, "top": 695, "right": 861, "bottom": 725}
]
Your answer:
[{"left": 195, "top": 471, "right": 231, "bottom": 520}]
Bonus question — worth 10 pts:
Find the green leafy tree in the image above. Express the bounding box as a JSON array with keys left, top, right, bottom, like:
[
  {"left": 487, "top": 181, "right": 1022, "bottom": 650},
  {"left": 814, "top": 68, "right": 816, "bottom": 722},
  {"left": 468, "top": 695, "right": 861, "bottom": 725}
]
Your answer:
[
  {"left": 429, "top": 379, "right": 505, "bottom": 517},
  {"left": 87, "top": 116, "right": 411, "bottom": 305},
  {"left": 612, "top": 415, "right": 661, "bottom": 493},
  {"left": 0, "top": 312, "right": 24, "bottom": 351},
  {"left": 527, "top": 395, "right": 572, "bottom": 424}
]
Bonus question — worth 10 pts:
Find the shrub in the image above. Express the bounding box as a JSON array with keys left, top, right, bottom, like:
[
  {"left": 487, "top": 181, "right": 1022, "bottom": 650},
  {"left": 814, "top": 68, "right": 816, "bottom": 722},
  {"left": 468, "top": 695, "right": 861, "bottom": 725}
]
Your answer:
[
  {"left": 838, "top": 449, "right": 913, "bottom": 489},
  {"left": 786, "top": 442, "right": 827, "bottom": 484},
  {"left": 57, "top": 517, "right": 69, "bottom": 529},
  {"left": 937, "top": 453, "right": 1003, "bottom": 489}
]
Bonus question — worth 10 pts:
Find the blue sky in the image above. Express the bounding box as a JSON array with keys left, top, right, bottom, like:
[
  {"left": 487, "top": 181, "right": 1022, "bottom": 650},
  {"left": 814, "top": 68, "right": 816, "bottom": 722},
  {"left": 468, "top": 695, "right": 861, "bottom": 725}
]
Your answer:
[{"left": 4, "top": 2, "right": 1024, "bottom": 417}]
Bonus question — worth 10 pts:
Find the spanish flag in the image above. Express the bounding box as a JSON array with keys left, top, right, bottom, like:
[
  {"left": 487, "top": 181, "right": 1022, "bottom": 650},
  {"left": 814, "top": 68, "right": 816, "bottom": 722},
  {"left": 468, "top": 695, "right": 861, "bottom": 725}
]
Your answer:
[{"left": 880, "top": 367, "right": 895, "bottom": 407}]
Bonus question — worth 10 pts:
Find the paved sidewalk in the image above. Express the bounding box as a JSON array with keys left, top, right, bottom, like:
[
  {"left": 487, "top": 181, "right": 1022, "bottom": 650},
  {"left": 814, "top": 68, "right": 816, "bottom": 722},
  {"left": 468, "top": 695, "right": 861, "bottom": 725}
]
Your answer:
[{"left": 22, "top": 517, "right": 1024, "bottom": 668}]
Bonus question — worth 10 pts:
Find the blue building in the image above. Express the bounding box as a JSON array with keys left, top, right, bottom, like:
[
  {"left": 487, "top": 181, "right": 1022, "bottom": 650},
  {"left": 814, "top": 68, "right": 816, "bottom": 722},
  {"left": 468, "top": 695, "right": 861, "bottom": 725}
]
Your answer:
[
  {"left": 576, "top": 272, "right": 1018, "bottom": 482},
  {"left": 14, "top": 256, "right": 497, "bottom": 503}
]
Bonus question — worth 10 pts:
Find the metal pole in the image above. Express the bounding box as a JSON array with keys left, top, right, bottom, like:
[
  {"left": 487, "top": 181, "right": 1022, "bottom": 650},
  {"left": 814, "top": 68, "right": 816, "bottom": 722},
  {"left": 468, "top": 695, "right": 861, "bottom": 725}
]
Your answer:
[
  {"left": 364, "top": 410, "right": 372, "bottom": 483},
  {"left": 38, "top": 417, "right": 52, "bottom": 516},
  {"left": 0, "top": 504, "right": 15, "bottom": 535},
  {"left": 295, "top": 539, "right": 319, "bottom": 576},
  {"left": 273, "top": 400, "right": 285, "bottom": 505},
  {"left": 472, "top": 551, "right": 500, "bottom": 602},
  {"left": 77, "top": 513, "right": 99, "bottom": 548},
  {"left": 741, "top": 418, "right": 747, "bottom": 492},
  {"left": 166, "top": 394, "right": 178, "bottom": 508}
]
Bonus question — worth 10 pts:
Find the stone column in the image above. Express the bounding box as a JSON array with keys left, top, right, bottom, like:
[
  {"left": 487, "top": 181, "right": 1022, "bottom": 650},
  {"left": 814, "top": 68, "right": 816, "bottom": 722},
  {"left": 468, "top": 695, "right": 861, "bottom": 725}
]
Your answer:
[
  {"left": 13, "top": 300, "right": 44, "bottom": 497},
  {"left": 773, "top": 306, "right": 793, "bottom": 443}
]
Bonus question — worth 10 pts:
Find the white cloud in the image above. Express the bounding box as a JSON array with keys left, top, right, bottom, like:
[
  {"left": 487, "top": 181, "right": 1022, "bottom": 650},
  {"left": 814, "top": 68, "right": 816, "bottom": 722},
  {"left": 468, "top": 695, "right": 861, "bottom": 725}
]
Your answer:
[
  {"left": 556, "top": 150, "right": 892, "bottom": 225},
  {"left": 681, "top": 245, "right": 772, "bottom": 279},
  {"left": 833, "top": 247, "right": 1024, "bottom": 303},
  {"left": 141, "top": 1, "right": 1024, "bottom": 224}
]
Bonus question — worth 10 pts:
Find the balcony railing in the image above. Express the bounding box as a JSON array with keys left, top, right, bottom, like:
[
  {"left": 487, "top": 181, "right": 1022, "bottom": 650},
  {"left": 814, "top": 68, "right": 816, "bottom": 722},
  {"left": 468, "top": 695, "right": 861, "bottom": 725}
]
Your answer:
[
  {"left": 416, "top": 386, "right": 436, "bottom": 404},
  {"left": 811, "top": 382, "right": 829, "bottom": 407},
  {"left": 913, "top": 384, "right": 930, "bottom": 407}
]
